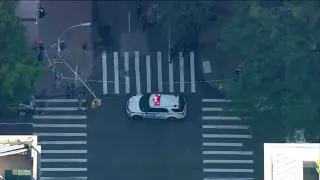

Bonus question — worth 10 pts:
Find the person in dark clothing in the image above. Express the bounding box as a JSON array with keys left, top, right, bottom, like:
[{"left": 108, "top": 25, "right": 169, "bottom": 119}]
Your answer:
[
  {"left": 136, "top": 1, "right": 142, "bottom": 17},
  {"left": 141, "top": 16, "right": 147, "bottom": 32},
  {"left": 77, "top": 92, "right": 83, "bottom": 110},
  {"left": 70, "top": 83, "right": 76, "bottom": 98},
  {"left": 65, "top": 85, "right": 71, "bottom": 99},
  {"left": 38, "top": 42, "right": 45, "bottom": 63}
]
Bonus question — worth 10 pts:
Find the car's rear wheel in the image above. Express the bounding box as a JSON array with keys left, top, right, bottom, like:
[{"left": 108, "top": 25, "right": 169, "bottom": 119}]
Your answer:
[
  {"left": 132, "top": 115, "right": 143, "bottom": 120},
  {"left": 167, "top": 117, "right": 178, "bottom": 121}
]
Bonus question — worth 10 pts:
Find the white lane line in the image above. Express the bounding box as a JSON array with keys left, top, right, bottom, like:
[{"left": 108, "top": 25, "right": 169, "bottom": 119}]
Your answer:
[
  {"left": 202, "top": 99, "right": 232, "bottom": 103},
  {"left": 124, "top": 52, "right": 130, "bottom": 93},
  {"left": 202, "top": 142, "right": 243, "bottom": 147},
  {"left": 190, "top": 52, "right": 195, "bottom": 92},
  {"left": 202, "top": 125, "right": 249, "bottom": 129},
  {"left": 128, "top": 12, "right": 131, "bottom": 32},
  {"left": 203, "top": 160, "right": 253, "bottom": 163},
  {"left": 41, "top": 159, "right": 87, "bottom": 163},
  {"left": 157, "top": 51, "right": 163, "bottom": 92},
  {"left": 114, "top": 52, "right": 119, "bottom": 94},
  {"left": 203, "top": 169, "right": 254, "bottom": 173},
  {"left": 41, "top": 168, "right": 87, "bottom": 172},
  {"left": 135, "top": 51, "right": 141, "bottom": 94},
  {"left": 146, "top": 54, "right": 151, "bottom": 93},
  {"left": 35, "top": 99, "right": 86, "bottom": 103},
  {"left": 42, "top": 150, "right": 87, "bottom": 153},
  {"left": 202, "top": 151, "right": 253, "bottom": 155},
  {"left": 179, "top": 52, "right": 184, "bottom": 92},
  {"left": 102, "top": 51, "right": 108, "bottom": 94},
  {"left": 35, "top": 107, "right": 87, "bottom": 111},
  {"left": 204, "top": 178, "right": 254, "bottom": 180},
  {"left": 33, "top": 124, "right": 87, "bottom": 128},
  {"left": 203, "top": 134, "right": 252, "bottom": 138},
  {"left": 33, "top": 115, "right": 87, "bottom": 119},
  {"left": 202, "top": 116, "right": 241, "bottom": 120},
  {"left": 40, "top": 177, "right": 87, "bottom": 180},
  {"left": 202, "top": 107, "right": 223, "bottom": 112},
  {"left": 35, "top": 133, "right": 87, "bottom": 136},
  {"left": 39, "top": 141, "right": 86, "bottom": 145}
]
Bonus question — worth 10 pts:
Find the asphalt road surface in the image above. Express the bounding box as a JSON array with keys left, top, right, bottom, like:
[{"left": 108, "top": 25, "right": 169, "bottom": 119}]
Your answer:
[{"left": 87, "top": 94, "right": 202, "bottom": 180}]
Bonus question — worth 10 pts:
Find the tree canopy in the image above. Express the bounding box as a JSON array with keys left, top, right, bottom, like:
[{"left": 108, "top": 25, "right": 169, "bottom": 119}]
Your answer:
[
  {"left": 159, "top": 1, "right": 217, "bottom": 49},
  {"left": 218, "top": 1, "right": 320, "bottom": 142},
  {"left": 0, "top": 5, "right": 41, "bottom": 113}
]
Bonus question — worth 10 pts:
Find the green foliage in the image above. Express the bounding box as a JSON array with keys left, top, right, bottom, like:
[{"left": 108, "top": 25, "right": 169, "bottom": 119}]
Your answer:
[
  {"left": 218, "top": 1, "right": 320, "bottom": 142},
  {"left": 160, "top": 1, "right": 216, "bottom": 44},
  {"left": 0, "top": 9, "right": 41, "bottom": 113}
]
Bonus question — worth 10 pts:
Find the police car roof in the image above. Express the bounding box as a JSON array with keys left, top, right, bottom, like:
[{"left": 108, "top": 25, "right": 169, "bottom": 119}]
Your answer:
[{"left": 149, "top": 94, "right": 179, "bottom": 109}]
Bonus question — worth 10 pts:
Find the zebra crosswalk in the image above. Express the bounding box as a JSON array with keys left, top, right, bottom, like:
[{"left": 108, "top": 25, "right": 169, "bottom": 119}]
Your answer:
[
  {"left": 201, "top": 99, "right": 254, "bottom": 180},
  {"left": 101, "top": 51, "right": 196, "bottom": 95},
  {"left": 33, "top": 98, "right": 88, "bottom": 180}
]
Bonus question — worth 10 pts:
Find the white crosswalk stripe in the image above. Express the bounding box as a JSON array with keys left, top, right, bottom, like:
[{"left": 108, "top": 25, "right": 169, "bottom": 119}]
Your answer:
[
  {"left": 33, "top": 98, "right": 87, "bottom": 179},
  {"left": 101, "top": 51, "right": 197, "bottom": 94},
  {"left": 201, "top": 98, "right": 254, "bottom": 180}
]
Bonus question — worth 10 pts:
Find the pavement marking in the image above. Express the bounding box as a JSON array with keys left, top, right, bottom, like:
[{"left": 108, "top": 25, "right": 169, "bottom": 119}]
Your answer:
[
  {"left": 204, "top": 178, "right": 254, "bottom": 180},
  {"left": 135, "top": 51, "right": 141, "bottom": 94},
  {"left": 35, "top": 107, "right": 87, "bottom": 111},
  {"left": 42, "top": 150, "right": 87, "bottom": 154},
  {"left": 146, "top": 54, "right": 151, "bottom": 93},
  {"left": 114, "top": 52, "right": 119, "bottom": 94},
  {"left": 128, "top": 12, "right": 131, "bottom": 32},
  {"left": 203, "top": 168, "right": 254, "bottom": 173},
  {"left": 202, "top": 107, "right": 224, "bottom": 112},
  {"left": 124, "top": 52, "right": 130, "bottom": 93},
  {"left": 202, "top": 142, "right": 243, "bottom": 147},
  {"left": 203, "top": 160, "right": 253, "bottom": 164},
  {"left": 202, "top": 125, "right": 249, "bottom": 129},
  {"left": 202, "top": 99, "right": 232, "bottom": 103},
  {"left": 41, "top": 168, "right": 87, "bottom": 172},
  {"left": 190, "top": 52, "right": 196, "bottom": 92},
  {"left": 203, "top": 134, "right": 252, "bottom": 138},
  {"left": 202, "top": 151, "right": 253, "bottom": 155},
  {"left": 168, "top": 55, "right": 174, "bottom": 92},
  {"left": 35, "top": 133, "right": 87, "bottom": 136},
  {"left": 157, "top": 51, "right": 163, "bottom": 92},
  {"left": 33, "top": 124, "right": 87, "bottom": 128},
  {"left": 40, "top": 177, "right": 87, "bottom": 180},
  {"left": 39, "top": 141, "right": 86, "bottom": 145},
  {"left": 33, "top": 115, "right": 87, "bottom": 119},
  {"left": 202, "top": 116, "right": 241, "bottom": 120},
  {"left": 36, "top": 99, "right": 86, "bottom": 103},
  {"left": 179, "top": 52, "right": 184, "bottom": 92},
  {"left": 102, "top": 51, "right": 108, "bottom": 94},
  {"left": 41, "top": 159, "right": 87, "bottom": 163}
]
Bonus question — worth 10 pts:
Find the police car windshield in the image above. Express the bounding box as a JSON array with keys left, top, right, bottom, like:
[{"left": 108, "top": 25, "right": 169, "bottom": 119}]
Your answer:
[{"left": 139, "top": 94, "right": 151, "bottom": 112}]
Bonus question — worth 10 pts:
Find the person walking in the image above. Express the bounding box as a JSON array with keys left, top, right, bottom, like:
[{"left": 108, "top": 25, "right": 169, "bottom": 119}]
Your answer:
[
  {"left": 65, "top": 85, "right": 71, "bottom": 99},
  {"left": 136, "top": 1, "right": 142, "bottom": 17},
  {"left": 70, "top": 83, "right": 76, "bottom": 98},
  {"left": 77, "top": 92, "right": 83, "bottom": 110}
]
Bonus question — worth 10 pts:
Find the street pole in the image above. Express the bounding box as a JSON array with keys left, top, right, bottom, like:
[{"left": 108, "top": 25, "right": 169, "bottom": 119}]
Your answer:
[{"left": 168, "top": 25, "right": 171, "bottom": 52}]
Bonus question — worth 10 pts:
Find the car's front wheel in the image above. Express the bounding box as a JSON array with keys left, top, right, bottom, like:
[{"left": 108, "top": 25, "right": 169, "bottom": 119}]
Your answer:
[
  {"left": 167, "top": 117, "right": 178, "bottom": 121},
  {"left": 132, "top": 115, "right": 143, "bottom": 120}
]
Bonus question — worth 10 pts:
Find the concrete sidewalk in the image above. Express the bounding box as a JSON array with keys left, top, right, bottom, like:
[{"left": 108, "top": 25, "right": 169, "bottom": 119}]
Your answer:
[{"left": 34, "top": 1, "right": 93, "bottom": 96}]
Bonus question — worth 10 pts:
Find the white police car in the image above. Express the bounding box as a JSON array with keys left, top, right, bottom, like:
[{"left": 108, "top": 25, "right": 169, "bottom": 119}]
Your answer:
[{"left": 126, "top": 94, "right": 187, "bottom": 120}]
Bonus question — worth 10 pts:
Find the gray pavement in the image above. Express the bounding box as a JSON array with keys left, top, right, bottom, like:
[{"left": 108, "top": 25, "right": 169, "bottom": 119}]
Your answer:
[
  {"left": 87, "top": 94, "right": 202, "bottom": 180},
  {"left": 35, "top": 1, "right": 93, "bottom": 95}
]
